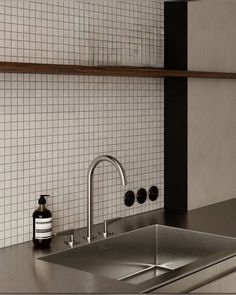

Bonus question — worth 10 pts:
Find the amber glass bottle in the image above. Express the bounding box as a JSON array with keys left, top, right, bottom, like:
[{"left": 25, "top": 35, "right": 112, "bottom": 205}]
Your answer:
[{"left": 33, "top": 195, "right": 52, "bottom": 248}]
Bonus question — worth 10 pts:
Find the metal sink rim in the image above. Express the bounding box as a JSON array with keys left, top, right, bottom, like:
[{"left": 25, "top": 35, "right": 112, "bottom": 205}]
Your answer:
[{"left": 41, "top": 223, "right": 236, "bottom": 258}]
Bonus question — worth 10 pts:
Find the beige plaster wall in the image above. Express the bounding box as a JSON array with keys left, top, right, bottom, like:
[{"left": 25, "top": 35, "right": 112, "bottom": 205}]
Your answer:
[{"left": 188, "top": 0, "right": 236, "bottom": 209}]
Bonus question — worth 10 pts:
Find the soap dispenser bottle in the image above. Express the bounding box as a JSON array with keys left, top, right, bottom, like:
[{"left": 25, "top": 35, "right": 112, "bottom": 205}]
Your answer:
[{"left": 33, "top": 194, "right": 52, "bottom": 248}]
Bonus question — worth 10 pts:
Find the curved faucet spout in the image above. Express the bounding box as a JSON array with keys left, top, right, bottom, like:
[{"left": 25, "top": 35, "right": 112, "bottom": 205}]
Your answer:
[{"left": 86, "top": 155, "right": 127, "bottom": 242}]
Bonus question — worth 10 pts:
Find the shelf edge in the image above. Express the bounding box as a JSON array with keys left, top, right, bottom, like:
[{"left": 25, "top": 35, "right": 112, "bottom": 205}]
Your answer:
[{"left": 0, "top": 62, "right": 236, "bottom": 79}]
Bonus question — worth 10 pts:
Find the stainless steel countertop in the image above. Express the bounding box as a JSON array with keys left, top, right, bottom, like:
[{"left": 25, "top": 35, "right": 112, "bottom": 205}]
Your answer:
[{"left": 1, "top": 198, "right": 236, "bottom": 294}]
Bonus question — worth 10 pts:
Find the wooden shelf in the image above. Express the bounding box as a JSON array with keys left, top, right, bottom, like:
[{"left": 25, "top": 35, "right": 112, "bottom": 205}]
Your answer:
[{"left": 0, "top": 61, "right": 236, "bottom": 79}]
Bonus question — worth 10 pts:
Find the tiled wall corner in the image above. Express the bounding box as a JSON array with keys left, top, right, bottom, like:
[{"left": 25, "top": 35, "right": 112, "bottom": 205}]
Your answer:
[{"left": 0, "top": 0, "right": 164, "bottom": 248}]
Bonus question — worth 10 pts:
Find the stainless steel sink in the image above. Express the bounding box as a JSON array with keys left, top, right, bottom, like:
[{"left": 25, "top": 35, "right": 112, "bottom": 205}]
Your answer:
[{"left": 40, "top": 225, "right": 236, "bottom": 290}]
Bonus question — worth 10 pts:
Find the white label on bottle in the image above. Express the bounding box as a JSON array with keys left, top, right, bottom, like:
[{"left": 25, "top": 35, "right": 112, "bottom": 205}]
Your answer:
[{"left": 35, "top": 217, "right": 52, "bottom": 239}]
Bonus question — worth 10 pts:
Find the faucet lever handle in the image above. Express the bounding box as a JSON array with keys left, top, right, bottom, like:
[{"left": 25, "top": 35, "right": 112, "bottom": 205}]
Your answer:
[
  {"left": 103, "top": 217, "right": 121, "bottom": 238},
  {"left": 54, "top": 229, "right": 79, "bottom": 248}
]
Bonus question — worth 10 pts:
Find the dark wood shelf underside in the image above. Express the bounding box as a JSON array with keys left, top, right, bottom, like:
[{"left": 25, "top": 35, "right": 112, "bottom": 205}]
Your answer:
[{"left": 0, "top": 61, "right": 236, "bottom": 79}]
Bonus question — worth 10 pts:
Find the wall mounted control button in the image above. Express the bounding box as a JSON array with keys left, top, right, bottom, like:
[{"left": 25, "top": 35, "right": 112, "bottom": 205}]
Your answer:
[
  {"left": 149, "top": 186, "right": 159, "bottom": 201},
  {"left": 124, "top": 191, "right": 135, "bottom": 207},
  {"left": 136, "top": 188, "right": 147, "bottom": 204}
]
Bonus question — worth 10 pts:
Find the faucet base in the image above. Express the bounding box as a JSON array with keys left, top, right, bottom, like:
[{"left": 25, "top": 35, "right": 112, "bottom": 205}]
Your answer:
[
  {"left": 103, "top": 232, "right": 113, "bottom": 239},
  {"left": 84, "top": 235, "right": 96, "bottom": 243}
]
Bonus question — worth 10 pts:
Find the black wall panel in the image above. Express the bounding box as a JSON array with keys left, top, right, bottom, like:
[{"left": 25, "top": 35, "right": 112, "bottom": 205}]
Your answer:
[{"left": 164, "top": 2, "right": 188, "bottom": 211}]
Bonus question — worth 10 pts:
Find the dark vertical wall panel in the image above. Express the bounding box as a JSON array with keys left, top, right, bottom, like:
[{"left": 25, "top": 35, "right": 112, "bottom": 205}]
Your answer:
[{"left": 164, "top": 2, "right": 188, "bottom": 211}]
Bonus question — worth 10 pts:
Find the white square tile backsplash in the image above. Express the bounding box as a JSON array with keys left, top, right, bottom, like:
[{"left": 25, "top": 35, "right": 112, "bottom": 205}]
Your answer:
[
  {"left": 0, "top": 0, "right": 164, "bottom": 248},
  {"left": 0, "top": 0, "right": 164, "bottom": 66}
]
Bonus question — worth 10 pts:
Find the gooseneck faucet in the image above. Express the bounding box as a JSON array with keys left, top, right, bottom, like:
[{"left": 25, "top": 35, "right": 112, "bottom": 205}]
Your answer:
[{"left": 86, "top": 155, "right": 127, "bottom": 242}]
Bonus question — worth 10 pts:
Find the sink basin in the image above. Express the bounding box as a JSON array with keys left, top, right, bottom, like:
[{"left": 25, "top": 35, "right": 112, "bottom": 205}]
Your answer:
[{"left": 40, "top": 225, "right": 236, "bottom": 289}]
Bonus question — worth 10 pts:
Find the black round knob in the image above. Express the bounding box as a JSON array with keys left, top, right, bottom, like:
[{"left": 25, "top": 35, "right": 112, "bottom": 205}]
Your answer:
[
  {"left": 149, "top": 186, "right": 159, "bottom": 201},
  {"left": 124, "top": 191, "right": 135, "bottom": 207},
  {"left": 136, "top": 188, "right": 147, "bottom": 204}
]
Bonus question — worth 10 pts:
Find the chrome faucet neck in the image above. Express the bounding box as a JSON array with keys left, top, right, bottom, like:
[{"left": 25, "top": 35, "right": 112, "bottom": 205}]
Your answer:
[{"left": 86, "top": 155, "right": 127, "bottom": 242}]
